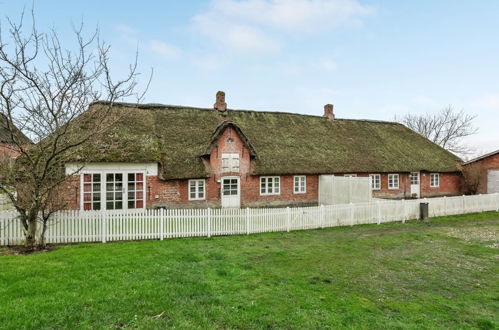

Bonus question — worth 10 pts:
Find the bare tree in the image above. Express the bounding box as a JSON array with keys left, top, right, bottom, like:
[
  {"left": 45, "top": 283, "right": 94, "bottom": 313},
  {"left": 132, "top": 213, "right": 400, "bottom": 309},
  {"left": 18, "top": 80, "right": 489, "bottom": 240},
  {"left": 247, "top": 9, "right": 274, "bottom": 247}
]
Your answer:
[
  {"left": 459, "top": 163, "right": 483, "bottom": 195},
  {"left": 0, "top": 10, "right": 149, "bottom": 249},
  {"left": 397, "top": 105, "right": 478, "bottom": 156}
]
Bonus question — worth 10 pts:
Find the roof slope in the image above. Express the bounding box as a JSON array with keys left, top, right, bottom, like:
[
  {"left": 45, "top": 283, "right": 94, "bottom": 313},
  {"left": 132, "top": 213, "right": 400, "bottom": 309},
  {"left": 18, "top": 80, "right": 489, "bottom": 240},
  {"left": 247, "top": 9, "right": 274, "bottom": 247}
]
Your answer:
[
  {"left": 73, "top": 102, "right": 461, "bottom": 179},
  {"left": 463, "top": 149, "right": 499, "bottom": 165},
  {"left": 0, "top": 114, "right": 31, "bottom": 145}
]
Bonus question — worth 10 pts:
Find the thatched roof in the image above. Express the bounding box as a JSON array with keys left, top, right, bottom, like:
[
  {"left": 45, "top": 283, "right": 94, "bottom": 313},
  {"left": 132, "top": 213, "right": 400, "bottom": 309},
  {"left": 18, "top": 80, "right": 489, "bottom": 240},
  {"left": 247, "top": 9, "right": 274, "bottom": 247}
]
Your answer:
[
  {"left": 0, "top": 114, "right": 31, "bottom": 145},
  {"left": 73, "top": 102, "right": 461, "bottom": 179}
]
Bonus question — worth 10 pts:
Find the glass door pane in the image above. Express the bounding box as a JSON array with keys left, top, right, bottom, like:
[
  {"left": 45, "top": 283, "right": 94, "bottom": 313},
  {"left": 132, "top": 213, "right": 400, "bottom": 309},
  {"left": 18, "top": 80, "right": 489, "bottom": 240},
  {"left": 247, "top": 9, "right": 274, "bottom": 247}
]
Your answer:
[
  {"left": 83, "top": 173, "right": 101, "bottom": 210},
  {"left": 127, "top": 173, "right": 145, "bottom": 209},
  {"left": 106, "top": 173, "right": 123, "bottom": 210}
]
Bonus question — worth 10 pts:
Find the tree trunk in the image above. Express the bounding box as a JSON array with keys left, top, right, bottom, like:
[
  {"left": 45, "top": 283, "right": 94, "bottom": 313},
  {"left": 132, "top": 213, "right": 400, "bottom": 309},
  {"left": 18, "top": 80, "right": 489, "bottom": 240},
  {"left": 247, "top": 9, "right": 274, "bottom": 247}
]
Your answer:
[{"left": 25, "top": 212, "right": 38, "bottom": 249}]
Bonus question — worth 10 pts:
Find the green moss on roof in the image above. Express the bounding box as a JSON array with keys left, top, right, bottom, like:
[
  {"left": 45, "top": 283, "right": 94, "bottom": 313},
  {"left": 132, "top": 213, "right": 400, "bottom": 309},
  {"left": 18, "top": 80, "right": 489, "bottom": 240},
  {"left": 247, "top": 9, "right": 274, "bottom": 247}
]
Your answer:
[
  {"left": 74, "top": 102, "right": 461, "bottom": 179},
  {"left": 0, "top": 114, "right": 31, "bottom": 144}
]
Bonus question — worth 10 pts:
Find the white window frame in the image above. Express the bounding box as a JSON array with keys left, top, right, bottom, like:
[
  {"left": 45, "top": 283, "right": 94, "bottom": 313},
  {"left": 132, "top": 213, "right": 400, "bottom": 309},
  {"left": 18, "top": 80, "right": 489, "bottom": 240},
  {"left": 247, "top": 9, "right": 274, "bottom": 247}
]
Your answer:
[
  {"left": 388, "top": 174, "right": 399, "bottom": 190},
  {"left": 260, "top": 176, "right": 280, "bottom": 195},
  {"left": 221, "top": 153, "right": 240, "bottom": 173},
  {"left": 188, "top": 179, "right": 206, "bottom": 200},
  {"left": 369, "top": 174, "right": 381, "bottom": 190},
  {"left": 430, "top": 173, "right": 440, "bottom": 188},
  {"left": 410, "top": 172, "right": 420, "bottom": 185},
  {"left": 80, "top": 170, "right": 146, "bottom": 211},
  {"left": 293, "top": 176, "right": 306, "bottom": 194}
]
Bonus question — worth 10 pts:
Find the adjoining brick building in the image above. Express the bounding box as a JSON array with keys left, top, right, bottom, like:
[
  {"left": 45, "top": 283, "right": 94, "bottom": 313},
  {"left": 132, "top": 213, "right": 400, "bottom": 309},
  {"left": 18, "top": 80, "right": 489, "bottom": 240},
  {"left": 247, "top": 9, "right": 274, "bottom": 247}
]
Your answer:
[
  {"left": 64, "top": 92, "right": 463, "bottom": 210},
  {"left": 0, "top": 114, "right": 31, "bottom": 160},
  {"left": 462, "top": 150, "right": 499, "bottom": 194}
]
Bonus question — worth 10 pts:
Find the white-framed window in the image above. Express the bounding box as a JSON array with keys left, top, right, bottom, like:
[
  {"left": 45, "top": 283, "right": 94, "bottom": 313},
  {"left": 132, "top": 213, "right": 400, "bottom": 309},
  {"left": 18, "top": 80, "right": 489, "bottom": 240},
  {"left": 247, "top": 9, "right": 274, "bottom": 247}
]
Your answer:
[
  {"left": 369, "top": 174, "right": 381, "bottom": 190},
  {"left": 81, "top": 171, "right": 145, "bottom": 211},
  {"left": 260, "top": 176, "right": 280, "bottom": 195},
  {"left": 388, "top": 174, "right": 399, "bottom": 189},
  {"left": 189, "top": 179, "right": 205, "bottom": 200},
  {"left": 344, "top": 174, "right": 357, "bottom": 177},
  {"left": 294, "top": 176, "right": 306, "bottom": 194},
  {"left": 430, "top": 173, "right": 440, "bottom": 188},
  {"left": 221, "top": 153, "right": 240, "bottom": 173}
]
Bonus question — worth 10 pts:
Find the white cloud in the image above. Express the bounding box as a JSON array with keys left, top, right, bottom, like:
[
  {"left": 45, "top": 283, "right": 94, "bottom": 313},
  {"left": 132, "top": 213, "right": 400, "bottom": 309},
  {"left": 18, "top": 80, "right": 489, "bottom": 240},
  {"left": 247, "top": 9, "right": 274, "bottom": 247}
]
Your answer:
[
  {"left": 317, "top": 57, "right": 337, "bottom": 72},
  {"left": 115, "top": 24, "right": 138, "bottom": 36},
  {"left": 193, "top": 13, "right": 280, "bottom": 55},
  {"left": 190, "top": 55, "right": 222, "bottom": 70},
  {"left": 148, "top": 40, "right": 182, "bottom": 60},
  {"left": 192, "top": 0, "right": 373, "bottom": 55},
  {"left": 414, "top": 95, "right": 439, "bottom": 107},
  {"left": 472, "top": 94, "right": 499, "bottom": 110},
  {"left": 206, "top": 0, "right": 373, "bottom": 32}
]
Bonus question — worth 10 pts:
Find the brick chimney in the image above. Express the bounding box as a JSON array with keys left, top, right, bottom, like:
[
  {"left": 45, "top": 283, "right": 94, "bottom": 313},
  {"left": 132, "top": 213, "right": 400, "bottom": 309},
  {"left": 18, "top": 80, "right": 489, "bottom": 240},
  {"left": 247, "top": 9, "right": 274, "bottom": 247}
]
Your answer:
[
  {"left": 214, "top": 91, "right": 227, "bottom": 112},
  {"left": 323, "top": 104, "right": 335, "bottom": 120}
]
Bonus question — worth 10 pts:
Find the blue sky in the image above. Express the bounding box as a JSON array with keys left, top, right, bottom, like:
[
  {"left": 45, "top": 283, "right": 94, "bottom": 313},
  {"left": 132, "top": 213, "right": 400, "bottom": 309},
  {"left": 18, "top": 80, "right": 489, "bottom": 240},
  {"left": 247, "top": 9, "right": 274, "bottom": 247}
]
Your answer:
[{"left": 1, "top": 0, "right": 498, "bottom": 156}]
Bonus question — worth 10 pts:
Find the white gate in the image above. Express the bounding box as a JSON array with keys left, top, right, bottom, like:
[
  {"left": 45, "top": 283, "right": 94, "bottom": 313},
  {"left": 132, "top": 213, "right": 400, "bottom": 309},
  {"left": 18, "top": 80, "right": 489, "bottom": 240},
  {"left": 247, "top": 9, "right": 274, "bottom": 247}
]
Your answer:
[{"left": 319, "top": 175, "right": 372, "bottom": 205}]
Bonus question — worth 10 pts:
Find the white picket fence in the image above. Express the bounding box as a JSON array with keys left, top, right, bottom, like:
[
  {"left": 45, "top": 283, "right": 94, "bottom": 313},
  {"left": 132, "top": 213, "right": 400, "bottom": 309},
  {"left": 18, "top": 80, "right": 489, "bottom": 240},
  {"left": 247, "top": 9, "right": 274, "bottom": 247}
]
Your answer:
[{"left": 1, "top": 194, "right": 499, "bottom": 246}]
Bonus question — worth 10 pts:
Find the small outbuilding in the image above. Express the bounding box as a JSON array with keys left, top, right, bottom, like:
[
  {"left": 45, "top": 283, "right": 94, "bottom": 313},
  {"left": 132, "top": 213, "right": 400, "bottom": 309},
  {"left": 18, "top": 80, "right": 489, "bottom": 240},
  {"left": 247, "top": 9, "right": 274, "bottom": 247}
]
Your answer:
[{"left": 463, "top": 150, "right": 499, "bottom": 194}]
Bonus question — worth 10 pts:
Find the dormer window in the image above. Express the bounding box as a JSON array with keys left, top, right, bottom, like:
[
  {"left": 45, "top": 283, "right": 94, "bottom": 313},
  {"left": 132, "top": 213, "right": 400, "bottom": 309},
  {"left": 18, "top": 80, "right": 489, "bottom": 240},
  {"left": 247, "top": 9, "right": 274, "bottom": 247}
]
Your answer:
[{"left": 222, "top": 153, "right": 240, "bottom": 172}]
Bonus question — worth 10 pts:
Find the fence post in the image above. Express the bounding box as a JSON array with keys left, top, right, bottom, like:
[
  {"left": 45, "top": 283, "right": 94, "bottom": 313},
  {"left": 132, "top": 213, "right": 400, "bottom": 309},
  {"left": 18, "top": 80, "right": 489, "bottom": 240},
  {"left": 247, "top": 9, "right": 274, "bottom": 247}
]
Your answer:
[
  {"left": 207, "top": 208, "right": 211, "bottom": 238},
  {"left": 424, "top": 198, "right": 428, "bottom": 217},
  {"left": 246, "top": 208, "right": 250, "bottom": 235},
  {"left": 320, "top": 204, "right": 325, "bottom": 229},
  {"left": 443, "top": 196, "right": 447, "bottom": 216},
  {"left": 160, "top": 208, "right": 164, "bottom": 241},
  {"left": 496, "top": 193, "right": 499, "bottom": 212},
  {"left": 402, "top": 199, "right": 406, "bottom": 224},
  {"left": 349, "top": 202, "right": 354, "bottom": 226},
  {"left": 286, "top": 207, "right": 290, "bottom": 232},
  {"left": 101, "top": 210, "right": 107, "bottom": 243},
  {"left": 462, "top": 195, "right": 465, "bottom": 214},
  {"left": 479, "top": 194, "right": 483, "bottom": 212},
  {"left": 377, "top": 200, "right": 381, "bottom": 225}
]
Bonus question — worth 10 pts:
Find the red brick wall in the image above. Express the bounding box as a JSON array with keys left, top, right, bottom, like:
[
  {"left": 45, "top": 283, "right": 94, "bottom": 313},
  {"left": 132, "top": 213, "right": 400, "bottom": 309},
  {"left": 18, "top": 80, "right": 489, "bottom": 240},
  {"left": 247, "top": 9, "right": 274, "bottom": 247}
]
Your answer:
[
  {"left": 420, "top": 172, "right": 461, "bottom": 197},
  {"left": 0, "top": 143, "right": 22, "bottom": 159},
  {"left": 336, "top": 172, "right": 461, "bottom": 199}
]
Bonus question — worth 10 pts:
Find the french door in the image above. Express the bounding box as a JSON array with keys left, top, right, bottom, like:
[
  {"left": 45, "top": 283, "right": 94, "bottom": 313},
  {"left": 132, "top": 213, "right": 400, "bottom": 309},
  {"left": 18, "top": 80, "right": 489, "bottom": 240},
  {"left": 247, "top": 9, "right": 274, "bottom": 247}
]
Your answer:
[{"left": 82, "top": 172, "right": 145, "bottom": 210}]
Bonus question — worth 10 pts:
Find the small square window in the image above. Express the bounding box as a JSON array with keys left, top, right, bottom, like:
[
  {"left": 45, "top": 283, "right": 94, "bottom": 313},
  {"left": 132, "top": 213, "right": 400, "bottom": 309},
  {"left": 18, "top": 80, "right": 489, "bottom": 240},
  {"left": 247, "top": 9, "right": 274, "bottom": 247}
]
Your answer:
[
  {"left": 369, "top": 174, "right": 381, "bottom": 190},
  {"left": 260, "top": 177, "right": 280, "bottom": 195},
  {"left": 294, "top": 176, "right": 306, "bottom": 194},
  {"left": 388, "top": 174, "right": 399, "bottom": 190},
  {"left": 430, "top": 173, "right": 440, "bottom": 188},
  {"left": 189, "top": 180, "right": 206, "bottom": 200}
]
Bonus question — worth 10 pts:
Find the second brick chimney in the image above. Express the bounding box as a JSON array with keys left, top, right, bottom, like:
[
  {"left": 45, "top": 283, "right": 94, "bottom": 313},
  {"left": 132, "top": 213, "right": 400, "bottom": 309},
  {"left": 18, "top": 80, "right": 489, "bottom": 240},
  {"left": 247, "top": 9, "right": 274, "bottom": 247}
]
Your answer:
[
  {"left": 214, "top": 91, "right": 227, "bottom": 112},
  {"left": 323, "top": 104, "right": 335, "bottom": 120}
]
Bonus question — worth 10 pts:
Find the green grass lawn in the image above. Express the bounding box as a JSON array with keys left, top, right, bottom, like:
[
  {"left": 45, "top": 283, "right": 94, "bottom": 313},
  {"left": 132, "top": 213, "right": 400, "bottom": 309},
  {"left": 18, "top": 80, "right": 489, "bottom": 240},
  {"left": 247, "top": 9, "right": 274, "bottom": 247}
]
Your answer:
[{"left": 1, "top": 213, "right": 498, "bottom": 329}]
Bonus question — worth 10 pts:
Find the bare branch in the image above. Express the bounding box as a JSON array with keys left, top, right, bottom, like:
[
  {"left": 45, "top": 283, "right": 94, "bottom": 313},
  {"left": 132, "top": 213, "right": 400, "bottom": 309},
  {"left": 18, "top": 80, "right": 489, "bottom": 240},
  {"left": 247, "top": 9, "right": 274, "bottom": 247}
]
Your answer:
[
  {"left": 0, "top": 8, "right": 149, "bottom": 248},
  {"left": 396, "top": 105, "right": 478, "bottom": 157}
]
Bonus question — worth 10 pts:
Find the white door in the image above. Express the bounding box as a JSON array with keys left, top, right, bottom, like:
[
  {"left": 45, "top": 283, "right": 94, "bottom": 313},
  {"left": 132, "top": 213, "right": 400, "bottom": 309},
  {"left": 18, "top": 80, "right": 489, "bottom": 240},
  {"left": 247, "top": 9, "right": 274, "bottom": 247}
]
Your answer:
[
  {"left": 487, "top": 170, "right": 499, "bottom": 193},
  {"left": 221, "top": 177, "right": 240, "bottom": 208},
  {"left": 410, "top": 172, "right": 420, "bottom": 197}
]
